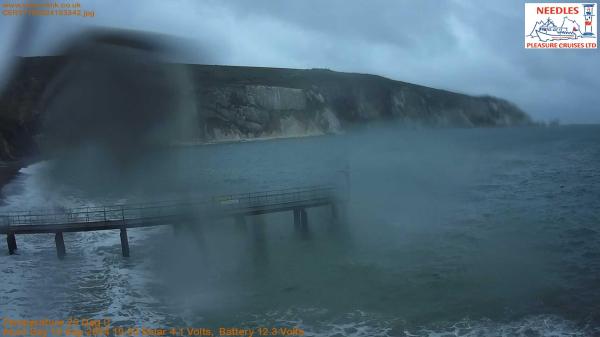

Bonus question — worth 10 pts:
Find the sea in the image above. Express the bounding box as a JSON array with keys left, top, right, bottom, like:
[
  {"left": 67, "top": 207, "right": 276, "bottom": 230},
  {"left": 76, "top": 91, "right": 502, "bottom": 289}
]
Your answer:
[{"left": 1, "top": 125, "right": 599, "bottom": 337}]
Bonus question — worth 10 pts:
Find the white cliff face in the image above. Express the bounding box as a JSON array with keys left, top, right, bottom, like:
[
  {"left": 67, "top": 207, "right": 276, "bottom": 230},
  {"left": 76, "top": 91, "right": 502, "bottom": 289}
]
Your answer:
[
  {"left": 198, "top": 78, "right": 530, "bottom": 142},
  {"left": 201, "top": 85, "right": 343, "bottom": 141},
  {"left": 247, "top": 85, "right": 307, "bottom": 111},
  {"left": 0, "top": 58, "right": 532, "bottom": 156}
]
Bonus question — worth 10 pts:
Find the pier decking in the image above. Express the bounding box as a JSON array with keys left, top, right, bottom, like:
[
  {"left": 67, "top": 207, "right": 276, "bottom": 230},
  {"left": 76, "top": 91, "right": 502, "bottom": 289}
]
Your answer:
[{"left": 1, "top": 185, "right": 345, "bottom": 258}]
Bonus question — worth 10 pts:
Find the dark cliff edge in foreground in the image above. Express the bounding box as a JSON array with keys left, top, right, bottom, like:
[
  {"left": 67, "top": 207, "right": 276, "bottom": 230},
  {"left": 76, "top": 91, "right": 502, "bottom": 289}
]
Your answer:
[{"left": 0, "top": 56, "right": 532, "bottom": 162}]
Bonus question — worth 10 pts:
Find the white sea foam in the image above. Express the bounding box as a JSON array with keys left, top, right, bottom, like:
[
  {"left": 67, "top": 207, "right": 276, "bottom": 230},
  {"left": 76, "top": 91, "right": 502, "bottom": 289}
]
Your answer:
[
  {"left": 412, "top": 315, "right": 591, "bottom": 337},
  {"left": 250, "top": 309, "right": 592, "bottom": 337}
]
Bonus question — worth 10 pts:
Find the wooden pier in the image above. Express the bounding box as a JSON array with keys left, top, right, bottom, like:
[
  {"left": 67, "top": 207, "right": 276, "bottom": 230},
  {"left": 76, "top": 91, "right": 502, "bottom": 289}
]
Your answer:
[{"left": 1, "top": 185, "right": 346, "bottom": 259}]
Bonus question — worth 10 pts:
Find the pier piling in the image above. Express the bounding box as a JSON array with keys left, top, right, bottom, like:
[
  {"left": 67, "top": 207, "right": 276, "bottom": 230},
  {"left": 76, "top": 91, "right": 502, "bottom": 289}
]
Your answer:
[
  {"left": 120, "top": 227, "right": 130, "bottom": 257},
  {"left": 7, "top": 233, "right": 17, "bottom": 255},
  {"left": 55, "top": 232, "right": 66, "bottom": 259},
  {"left": 293, "top": 208, "right": 309, "bottom": 236},
  {"left": 293, "top": 208, "right": 301, "bottom": 229},
  {"left": 300, "top": 208, "right": 308, "bottom": 232}
]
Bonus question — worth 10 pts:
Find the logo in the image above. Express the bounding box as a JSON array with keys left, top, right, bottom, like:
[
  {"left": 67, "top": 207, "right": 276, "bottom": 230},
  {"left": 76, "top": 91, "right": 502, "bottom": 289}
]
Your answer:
[{"left": 525, "top": 3, "right": 597, "bottom": 49}]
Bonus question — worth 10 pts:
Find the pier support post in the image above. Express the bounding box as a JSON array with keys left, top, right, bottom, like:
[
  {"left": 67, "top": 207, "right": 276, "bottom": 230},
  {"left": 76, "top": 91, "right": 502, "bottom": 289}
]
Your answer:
[
  {"left": 55, "top": 232, "right": 66, "bottom": 259},
  {"left": 7, "top": 233, "right": 17, "bottom": 255},
  {"left": 235, "top": 215, "right": 247, "bottom": 232},
  {"left": 327, "top": 201, "right": 349, "bottom": 235},
  {"left": 300, "top": 208, "right": 308, "bottom": 230},
  {"left": 330, "top": 201, "right": 348, "bottom": 226},
  {"left": 293, "top": 208, "right": 301, "bottom": 229},
  {"left": 293, "top": 208, "right": 309, "bottom": 237},
  {"left": 120, "top": 227, "right": 130, "bottom": 257}
]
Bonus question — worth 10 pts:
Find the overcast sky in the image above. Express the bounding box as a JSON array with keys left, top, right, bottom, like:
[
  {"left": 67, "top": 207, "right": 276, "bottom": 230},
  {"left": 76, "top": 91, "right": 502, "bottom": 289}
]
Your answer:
[{"left": 2, "top": 0, "right": 599, "bottom": 123}]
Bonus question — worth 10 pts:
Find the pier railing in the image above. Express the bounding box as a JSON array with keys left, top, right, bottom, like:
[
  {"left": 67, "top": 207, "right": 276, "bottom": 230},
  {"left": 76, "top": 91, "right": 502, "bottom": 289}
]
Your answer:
[
  {"left": 1, "top": 185, "right": 340, "bottom": 227},
  {"left": 2, "top": 184, "right": 349, "bottom": 258}
]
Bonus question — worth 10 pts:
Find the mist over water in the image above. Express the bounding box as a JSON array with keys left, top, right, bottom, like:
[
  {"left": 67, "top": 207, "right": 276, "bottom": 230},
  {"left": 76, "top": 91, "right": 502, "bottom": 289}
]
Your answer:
[{"left": 1, "top": 125, "right": 600, "bottom": 336}]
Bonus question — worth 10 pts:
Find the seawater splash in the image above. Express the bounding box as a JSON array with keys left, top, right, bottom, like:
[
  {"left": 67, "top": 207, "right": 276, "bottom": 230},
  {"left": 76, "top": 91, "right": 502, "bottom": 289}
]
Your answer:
[
  {"left": 0, "top": 161, "right": 130, "bottom": 212},
  {"left": 0, "top": 161, "right": 88, "bottom": 212}
]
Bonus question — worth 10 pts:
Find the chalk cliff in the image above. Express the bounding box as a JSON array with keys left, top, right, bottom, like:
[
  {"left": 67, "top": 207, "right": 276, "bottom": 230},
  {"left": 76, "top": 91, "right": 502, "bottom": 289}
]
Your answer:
[
  {"left": 0, "top": 56, "right": 531, "bottom": 161},
  {"left": 194, "top": 66, "right": 530, "bottom": 141}
]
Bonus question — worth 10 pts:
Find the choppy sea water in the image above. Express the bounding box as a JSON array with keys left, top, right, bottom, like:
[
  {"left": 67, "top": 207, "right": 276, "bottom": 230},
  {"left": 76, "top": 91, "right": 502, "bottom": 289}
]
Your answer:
[{"left": 1, "top": 125, "right": 599, "bottom": 336}]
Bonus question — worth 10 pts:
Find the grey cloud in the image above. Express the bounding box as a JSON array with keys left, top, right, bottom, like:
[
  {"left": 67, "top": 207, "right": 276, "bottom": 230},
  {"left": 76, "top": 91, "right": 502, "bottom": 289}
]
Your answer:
[{"left": 7, "top": 0, "right": 600, "bottom": 123}]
